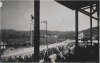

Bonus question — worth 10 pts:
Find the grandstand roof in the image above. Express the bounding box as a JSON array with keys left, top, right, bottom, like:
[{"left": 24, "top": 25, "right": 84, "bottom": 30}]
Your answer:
[{"left": 55, "top": 1, "right": 99, "bottom": 10}]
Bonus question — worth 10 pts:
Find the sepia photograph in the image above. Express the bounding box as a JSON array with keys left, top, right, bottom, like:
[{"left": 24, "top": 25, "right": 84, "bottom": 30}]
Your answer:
[{"left": 0, "top": 0, "right": 99, "bottom": 63}]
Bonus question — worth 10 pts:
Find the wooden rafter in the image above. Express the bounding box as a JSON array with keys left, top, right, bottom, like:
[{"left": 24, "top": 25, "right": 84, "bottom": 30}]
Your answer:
[{"left": 79, "top": 9, "right": 98, "bottom": 20}]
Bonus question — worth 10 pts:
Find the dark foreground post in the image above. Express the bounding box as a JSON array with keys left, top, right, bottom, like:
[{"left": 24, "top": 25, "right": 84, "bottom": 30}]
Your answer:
[
  {"left": 75, "top": 9, "right": 79, "bottom": 55},
  {"left": 97, "top": 18, "right": 99, "bottom": 45},
  {"left": 34, "top": 0, "right": 40, "bottom": 62},
  {"left": 90, "top": 5, "right": 93, "bottom": 46},
  {"left": 96, "top": 3, "right": 99, "bottom": 44}
]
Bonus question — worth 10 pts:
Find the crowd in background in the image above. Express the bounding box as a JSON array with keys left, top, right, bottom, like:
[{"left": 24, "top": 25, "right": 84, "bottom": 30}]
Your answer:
[{"left": 1, "top": 42, "right": 99, "bottom": 62}]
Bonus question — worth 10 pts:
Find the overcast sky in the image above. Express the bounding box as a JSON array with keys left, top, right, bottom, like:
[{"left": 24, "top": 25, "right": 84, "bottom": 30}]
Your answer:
[{"left": 1, "top": 0, "right": 97, "bottom": 31}]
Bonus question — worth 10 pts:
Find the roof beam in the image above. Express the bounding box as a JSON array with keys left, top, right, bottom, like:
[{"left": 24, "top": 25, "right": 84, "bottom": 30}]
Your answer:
[{"left": 79, "top": 9, "right": 98, "bottom": 20}]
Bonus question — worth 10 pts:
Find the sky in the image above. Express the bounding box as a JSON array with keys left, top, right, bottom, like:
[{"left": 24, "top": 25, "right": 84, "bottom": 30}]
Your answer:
[{"left": 1, "top": 0, "right": 98, "bottom": 31}]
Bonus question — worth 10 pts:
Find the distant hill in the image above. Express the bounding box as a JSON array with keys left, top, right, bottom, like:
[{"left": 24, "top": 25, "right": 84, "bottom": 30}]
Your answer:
[
  {"left": 80, "top": 26, "right": 100, "bottom": 39},
  {"left": 41, "top": 30, "right": 75, "bottom": 38},
  {"left": 1, "top": 26, "right": 99, "bottom": 42},
  {"left": 0, "top": 29, "right": 30, "bottom": 39},
  {"left": 81, "top": 26, "right": 100, "bottom": 34},
  {"left": 0, "top": 29, "right": 75, "bottom": 42}
]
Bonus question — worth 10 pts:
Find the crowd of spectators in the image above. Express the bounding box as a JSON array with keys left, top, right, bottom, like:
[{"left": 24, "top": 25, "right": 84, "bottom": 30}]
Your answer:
[{"left": 1, "top": 42, "right": 99, "bottom": 62}]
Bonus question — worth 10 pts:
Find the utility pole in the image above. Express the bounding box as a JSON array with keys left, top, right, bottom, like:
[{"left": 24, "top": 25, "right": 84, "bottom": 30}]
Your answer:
[
  {"left": 30, "top": 14, "right": 34, "bottom": 46},
  {"left": 41, "top": 21, "right": 48, "bottom": 55}
]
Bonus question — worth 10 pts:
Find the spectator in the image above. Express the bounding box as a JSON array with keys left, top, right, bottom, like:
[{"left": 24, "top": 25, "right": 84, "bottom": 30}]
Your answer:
[
  {"left": 49, "top": 54, "right": 57, "bottom": 63},
  {"left": 17, "top": 56, "right": 23, "bottom": 61}
]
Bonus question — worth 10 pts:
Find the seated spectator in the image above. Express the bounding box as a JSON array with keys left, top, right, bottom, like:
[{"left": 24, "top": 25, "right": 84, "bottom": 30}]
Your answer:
[
  {"left": 69, "top": 45, "right": 75, "bottom": 54},
  {"left": 49, "top": 54, "right": 57, "bottom": 63},
  {"left": 7, "top": 57, "right": 13, "bottom": 62},
  {"left": 55, "top": 54, "right": 62, "bottom": 62},
  {"left": 44, "top": 53, "right": 50, "bottom": 62},
  {"left": 39, "top": 59, "right": 44, "bottom": 63},
  {"left": 17, "top": 56, "right": 23, "bottom": 62},
  {"left": 59, "top": 52, "right": 65, "bottom": 61}
]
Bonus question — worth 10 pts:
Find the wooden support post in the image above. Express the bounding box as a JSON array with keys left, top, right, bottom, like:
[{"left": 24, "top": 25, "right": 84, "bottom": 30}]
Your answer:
[
  {"left": 75, "top": 9, "right": 79, "bottom": 54},
  {"left": 90, "top": 5, "right": 93, "bottom": 46},
  {"left": 34, "top": 0, "right": 40, "bottom": 62},
  {"left": 96, "top": 3, "right": 99, "bottom": 45},
  {"left": 97, "top": 18, "right": 99, "bottom": 44},
  {"left": 97, "top": 19, "right": 99, "bottom": 45}
]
